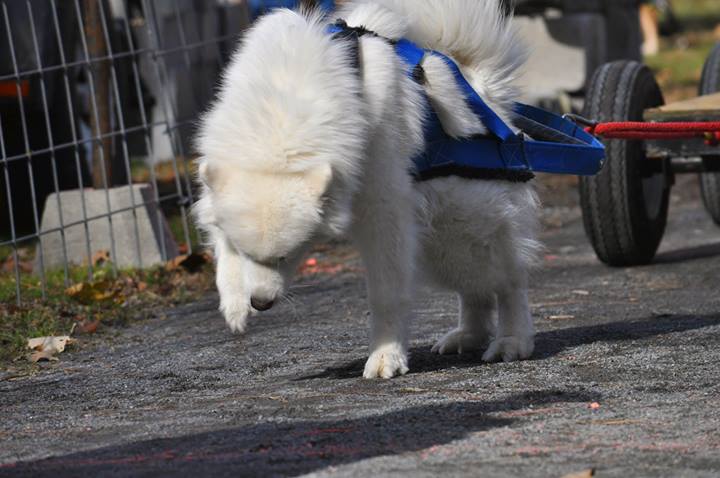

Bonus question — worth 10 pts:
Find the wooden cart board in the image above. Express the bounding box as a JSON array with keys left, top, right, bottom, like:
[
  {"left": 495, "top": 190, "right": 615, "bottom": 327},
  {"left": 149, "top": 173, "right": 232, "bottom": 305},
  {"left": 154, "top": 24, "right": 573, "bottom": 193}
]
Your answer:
[
  {"left": 643, "top": 92, "right": 720, "bottom": 159},
  {"left": 644, "top": 92, "right": 720, "bottom": 122}
]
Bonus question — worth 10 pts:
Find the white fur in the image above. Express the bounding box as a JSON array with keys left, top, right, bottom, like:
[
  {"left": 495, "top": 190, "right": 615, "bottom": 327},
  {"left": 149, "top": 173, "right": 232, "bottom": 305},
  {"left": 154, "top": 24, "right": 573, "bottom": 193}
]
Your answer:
[{"left": 194, "top": 0, "right": 541, "bottom": 378}]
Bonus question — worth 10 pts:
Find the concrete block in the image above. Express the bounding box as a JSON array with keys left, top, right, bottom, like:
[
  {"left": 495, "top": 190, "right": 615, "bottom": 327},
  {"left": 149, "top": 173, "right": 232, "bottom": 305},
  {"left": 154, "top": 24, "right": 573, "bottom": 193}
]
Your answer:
[{"left": 34, "top": 184, "right": 179, "bottom": 272}]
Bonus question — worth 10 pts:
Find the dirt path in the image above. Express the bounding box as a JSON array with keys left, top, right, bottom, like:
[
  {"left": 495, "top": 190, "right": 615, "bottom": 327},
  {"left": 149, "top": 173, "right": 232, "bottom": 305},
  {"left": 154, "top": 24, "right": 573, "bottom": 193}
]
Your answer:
[{"left": 1, "top": 193, "right": 720, "bottom": 477}]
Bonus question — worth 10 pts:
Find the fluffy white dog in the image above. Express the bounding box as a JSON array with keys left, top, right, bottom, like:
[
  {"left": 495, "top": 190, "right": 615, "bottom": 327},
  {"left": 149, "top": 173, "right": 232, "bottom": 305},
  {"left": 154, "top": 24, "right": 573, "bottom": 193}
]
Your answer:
[{"left": 193, "top": 0, "right": 541, "bottom": 378}]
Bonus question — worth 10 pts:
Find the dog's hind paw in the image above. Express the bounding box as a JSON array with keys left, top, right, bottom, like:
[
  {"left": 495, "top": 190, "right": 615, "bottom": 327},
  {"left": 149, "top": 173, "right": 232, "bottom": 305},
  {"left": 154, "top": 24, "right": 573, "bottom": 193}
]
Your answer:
[
  {"left": 363, "top": 343, "right": 409, "bottom": 379},
  {"left": 431, "top": 328, "right": 489, "bottom": 355},
  {"left": 482, "top": 335, "right": 534, "bottom": 363}
]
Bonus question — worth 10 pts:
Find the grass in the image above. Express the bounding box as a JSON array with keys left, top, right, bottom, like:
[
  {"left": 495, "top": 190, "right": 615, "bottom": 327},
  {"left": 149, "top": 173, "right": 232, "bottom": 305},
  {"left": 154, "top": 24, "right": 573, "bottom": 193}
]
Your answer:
[
  {"left": 645, "top": 33, "right": 716, "bottom": 101},
  {"left": 674, "top": 0, "right": 720, "bottom": 28},
  {"left": 0, "top": 155, "right": 212, "bottom": 367},
  {"left": 0, "top": 258, "right": 214, "bottom": 365},
  {"left": 645, "top": 0, "right": 720, "bottom": 102}
]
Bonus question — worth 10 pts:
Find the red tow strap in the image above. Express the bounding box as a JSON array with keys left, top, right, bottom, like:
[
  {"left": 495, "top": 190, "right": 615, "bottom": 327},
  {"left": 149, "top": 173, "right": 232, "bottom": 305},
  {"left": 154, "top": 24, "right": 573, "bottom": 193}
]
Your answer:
[{"left": 586, "top": 121, "right": 720, "bottom": 143}]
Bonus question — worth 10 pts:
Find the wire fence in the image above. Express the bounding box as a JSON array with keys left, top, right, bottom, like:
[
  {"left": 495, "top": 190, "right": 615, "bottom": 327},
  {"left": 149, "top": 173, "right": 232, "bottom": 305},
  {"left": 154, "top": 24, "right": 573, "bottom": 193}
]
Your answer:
[{"left": 0, "top": 0, "right": 329, "bottom": 304}]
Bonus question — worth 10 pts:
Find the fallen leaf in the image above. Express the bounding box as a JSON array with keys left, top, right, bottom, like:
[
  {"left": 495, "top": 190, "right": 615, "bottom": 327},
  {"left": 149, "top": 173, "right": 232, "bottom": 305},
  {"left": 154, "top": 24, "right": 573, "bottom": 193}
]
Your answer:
[
  {"left": 137, "top": 281, "right": 148, "bottom": 292},
  {"left": 1, "top": 255, "right": 33, "bottom": 273},
  {"left": 76, "top": 318, "right": 100, "bottom": 334},
  {"left": 66, "top": 280, "right": 117, "bottom": 304},
  {"left": 27, "top": 335, "right": 76, "bottom": 362},
  {"left": 30, "top": 350, "right": 60, "bottom": 362},
  {"left": 298, "top": 256, "right": 357, "bottom": 276},
  {"left": 165, "top": 252, "right": 210, "bottom": 273},
  {"left": 561, "top": 469, "right": 595, "bottom": 478},
  {"left": 547, "top": 315, "right": 575, "bottom": 321},
  {"left": 399, "top": 387, "right": 426, "bottom": 393},
  {"left": 91, "top": 250, "right": 111, "bottom": 267}
]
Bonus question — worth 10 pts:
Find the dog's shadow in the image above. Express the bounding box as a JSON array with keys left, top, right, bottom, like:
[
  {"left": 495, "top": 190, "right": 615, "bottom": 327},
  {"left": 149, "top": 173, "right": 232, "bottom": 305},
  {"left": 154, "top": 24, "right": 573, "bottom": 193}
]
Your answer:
[
  {"left": 297, "top": 312, "right": 720, "bottom": 380},
  {"left": 6, "top": 389, "right": 599, "bottom": 477}
]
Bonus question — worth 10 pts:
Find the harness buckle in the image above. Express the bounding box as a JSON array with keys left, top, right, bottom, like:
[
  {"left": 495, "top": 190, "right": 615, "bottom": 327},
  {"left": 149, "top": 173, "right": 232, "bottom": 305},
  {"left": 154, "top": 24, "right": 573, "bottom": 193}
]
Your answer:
[{"left": 562, "top": 113, "right": 598, "bottom": 128}]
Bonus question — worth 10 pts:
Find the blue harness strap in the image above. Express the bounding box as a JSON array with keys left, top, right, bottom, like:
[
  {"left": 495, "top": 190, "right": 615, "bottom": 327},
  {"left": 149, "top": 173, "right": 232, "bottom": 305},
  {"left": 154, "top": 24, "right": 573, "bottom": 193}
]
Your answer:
[{"left": 328, "top": 21, "right": 605, "bottom": 180}]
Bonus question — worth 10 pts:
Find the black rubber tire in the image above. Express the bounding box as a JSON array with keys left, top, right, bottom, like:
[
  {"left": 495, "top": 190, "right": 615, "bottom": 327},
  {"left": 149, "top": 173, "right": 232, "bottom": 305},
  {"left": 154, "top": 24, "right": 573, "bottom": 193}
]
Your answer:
[
  {"left": 579, "top": 61, "right": 670, "bottom": 266},
  {"left": 698, "top": 43, "right": 720, "bottom": 226}
]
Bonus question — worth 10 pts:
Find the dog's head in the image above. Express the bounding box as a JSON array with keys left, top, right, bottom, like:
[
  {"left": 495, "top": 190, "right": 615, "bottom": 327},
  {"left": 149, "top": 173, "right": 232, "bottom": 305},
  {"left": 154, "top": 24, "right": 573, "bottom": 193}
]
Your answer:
[
  {"left": 195, "top": 159, "right": 350, "bottom": 311},
  {"left": 201, "top": 162, "right": 333, "bottom": 262},
  {"left": 192, "top": 9, "right": 366, "bottom": 316}
]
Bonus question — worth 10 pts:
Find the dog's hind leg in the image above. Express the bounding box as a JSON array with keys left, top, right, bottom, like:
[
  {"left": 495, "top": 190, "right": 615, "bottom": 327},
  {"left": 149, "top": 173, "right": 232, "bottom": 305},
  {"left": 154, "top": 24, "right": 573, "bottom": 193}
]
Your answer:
[
  {"left": 432, "top": 293, "right": 495, "bottom": 355},
  {"left": 482, "top": 285, "right": 534, "bottom": 362}
]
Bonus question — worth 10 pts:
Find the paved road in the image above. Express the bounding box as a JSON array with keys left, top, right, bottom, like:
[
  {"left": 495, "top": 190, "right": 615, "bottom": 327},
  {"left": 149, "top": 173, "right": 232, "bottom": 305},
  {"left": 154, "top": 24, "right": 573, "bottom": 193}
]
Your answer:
[{"left": 1, "top": 193, "right": 720, "bottom": 477}]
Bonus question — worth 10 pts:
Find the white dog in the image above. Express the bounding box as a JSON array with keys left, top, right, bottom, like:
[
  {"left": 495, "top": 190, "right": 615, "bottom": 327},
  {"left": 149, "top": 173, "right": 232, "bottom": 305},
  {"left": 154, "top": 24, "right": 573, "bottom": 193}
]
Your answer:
[{"left": 193, "top": 0, "right": 541, "bottom": 378}]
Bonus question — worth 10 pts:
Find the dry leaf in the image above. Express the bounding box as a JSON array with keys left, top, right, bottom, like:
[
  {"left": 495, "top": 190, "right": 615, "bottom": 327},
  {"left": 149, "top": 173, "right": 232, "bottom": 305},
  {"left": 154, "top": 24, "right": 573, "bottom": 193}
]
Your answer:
[
  {"left": 547, "top": 315, "right": 575, "bottom": 321},
  {"left": 561, "top": 469, "right": 595, "bottom": 478},
  {"left": 165, "top": 252, "right": 210, "bottom": 273},
  {"left": 27, "top": 335, "right": 75, "bottom": 362},
  {"left": 76, "top": 318, "right": 100, "bottom": 334},
  {"left": 91, "top": 250, "right": 111, "bottom": 267},
  {"left": 66, "top": 280, "right": 117, "bottom": 304},
  {"left": 1, "top": 255, "right": 33, "bottom": 273},
  {"left": 298, "top": 257, "right": 355, "bottom": 276}
]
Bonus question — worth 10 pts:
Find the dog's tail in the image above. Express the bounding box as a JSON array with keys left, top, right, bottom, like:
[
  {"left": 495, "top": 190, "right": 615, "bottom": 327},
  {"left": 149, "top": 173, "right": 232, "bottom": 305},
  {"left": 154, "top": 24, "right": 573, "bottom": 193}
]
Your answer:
[{"left": 341, "top": 0, "right": 526, "bottom": 107}]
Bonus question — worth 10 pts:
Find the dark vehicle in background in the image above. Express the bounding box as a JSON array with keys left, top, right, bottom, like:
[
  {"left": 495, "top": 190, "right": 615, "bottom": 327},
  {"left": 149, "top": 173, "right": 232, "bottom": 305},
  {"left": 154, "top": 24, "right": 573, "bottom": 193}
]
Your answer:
[
  {"left": 0, "top": 1, "right": 88, "bottom": 235},
  {"left": 0, "top": 0, "right": 247, "bottom": 237}
]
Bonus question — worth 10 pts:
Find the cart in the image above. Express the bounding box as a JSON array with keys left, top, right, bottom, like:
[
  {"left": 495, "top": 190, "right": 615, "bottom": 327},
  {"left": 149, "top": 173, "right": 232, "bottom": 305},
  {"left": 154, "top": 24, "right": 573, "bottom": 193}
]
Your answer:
[{"left": 574, "top": 43, "right": 720, "bottom": 266}]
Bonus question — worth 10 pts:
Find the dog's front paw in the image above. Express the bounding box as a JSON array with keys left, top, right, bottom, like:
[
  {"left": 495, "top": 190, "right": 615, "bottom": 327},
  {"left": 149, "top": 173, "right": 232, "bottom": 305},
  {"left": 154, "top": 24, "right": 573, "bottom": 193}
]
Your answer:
[
  {"left": 482, "top": 335, "right": 534, "bottom": 363},
  {"left": 431, "top": 328, "right": 489, "bottom": 355},
  {"left": 363, "top": 343, "right": 409, "bottom": 379},
  {"left": 220, "top": 302, "right": 250, "bottom": 333}
]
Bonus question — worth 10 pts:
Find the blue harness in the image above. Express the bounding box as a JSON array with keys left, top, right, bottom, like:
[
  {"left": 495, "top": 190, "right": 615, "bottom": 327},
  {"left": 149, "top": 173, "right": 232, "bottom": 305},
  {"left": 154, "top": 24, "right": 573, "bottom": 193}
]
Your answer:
[{"left": 327, "top": 21, "right": 605, "bottom": 182}]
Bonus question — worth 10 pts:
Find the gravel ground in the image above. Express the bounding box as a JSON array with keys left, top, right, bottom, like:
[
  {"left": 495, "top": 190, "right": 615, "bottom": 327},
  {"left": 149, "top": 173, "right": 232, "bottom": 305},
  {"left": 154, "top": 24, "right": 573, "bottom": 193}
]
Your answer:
[{"left": 1, "top": 188, "right": 720, "bottom": 477}]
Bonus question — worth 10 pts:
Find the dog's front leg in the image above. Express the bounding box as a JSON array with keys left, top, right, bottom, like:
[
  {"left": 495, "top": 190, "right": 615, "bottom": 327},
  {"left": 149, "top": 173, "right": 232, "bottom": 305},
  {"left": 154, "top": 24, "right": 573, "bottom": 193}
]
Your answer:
[
  {"left": 213, "top": 232, "right": 252, "bottom": 333},
  {"left": 352, "top": 194, "right": 416, "bottom": 379}
]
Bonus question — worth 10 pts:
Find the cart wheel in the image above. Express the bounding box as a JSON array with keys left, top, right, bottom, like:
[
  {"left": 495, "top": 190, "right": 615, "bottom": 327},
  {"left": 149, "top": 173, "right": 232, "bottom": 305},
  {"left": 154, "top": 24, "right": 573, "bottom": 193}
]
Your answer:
[
  {"left": 699, "top": 43, "right": 720, "bottom": 226},
  {"left": 579, "top": 61, "right": 669, "bottom": 266}
]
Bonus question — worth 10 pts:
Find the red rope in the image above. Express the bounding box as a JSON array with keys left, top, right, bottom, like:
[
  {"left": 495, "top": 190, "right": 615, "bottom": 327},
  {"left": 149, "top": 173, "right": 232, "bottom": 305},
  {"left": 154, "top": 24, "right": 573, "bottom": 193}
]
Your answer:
[{"left": 586, "top": 121, "right": 720, "bottom": 143}]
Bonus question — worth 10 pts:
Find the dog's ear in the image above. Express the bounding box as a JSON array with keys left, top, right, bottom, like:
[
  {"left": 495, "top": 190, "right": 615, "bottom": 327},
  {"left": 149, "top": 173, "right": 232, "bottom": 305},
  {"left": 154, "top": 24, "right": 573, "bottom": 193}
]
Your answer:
[{"left": 304, "top": 163, "right": 333, "bottom": 197}]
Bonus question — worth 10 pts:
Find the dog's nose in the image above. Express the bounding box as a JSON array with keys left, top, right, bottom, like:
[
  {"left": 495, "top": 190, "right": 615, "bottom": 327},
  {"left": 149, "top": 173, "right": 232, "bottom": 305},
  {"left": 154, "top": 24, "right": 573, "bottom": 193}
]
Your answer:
[{"left": 251, "top": 297, "right": 275, "bottom": 311}]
